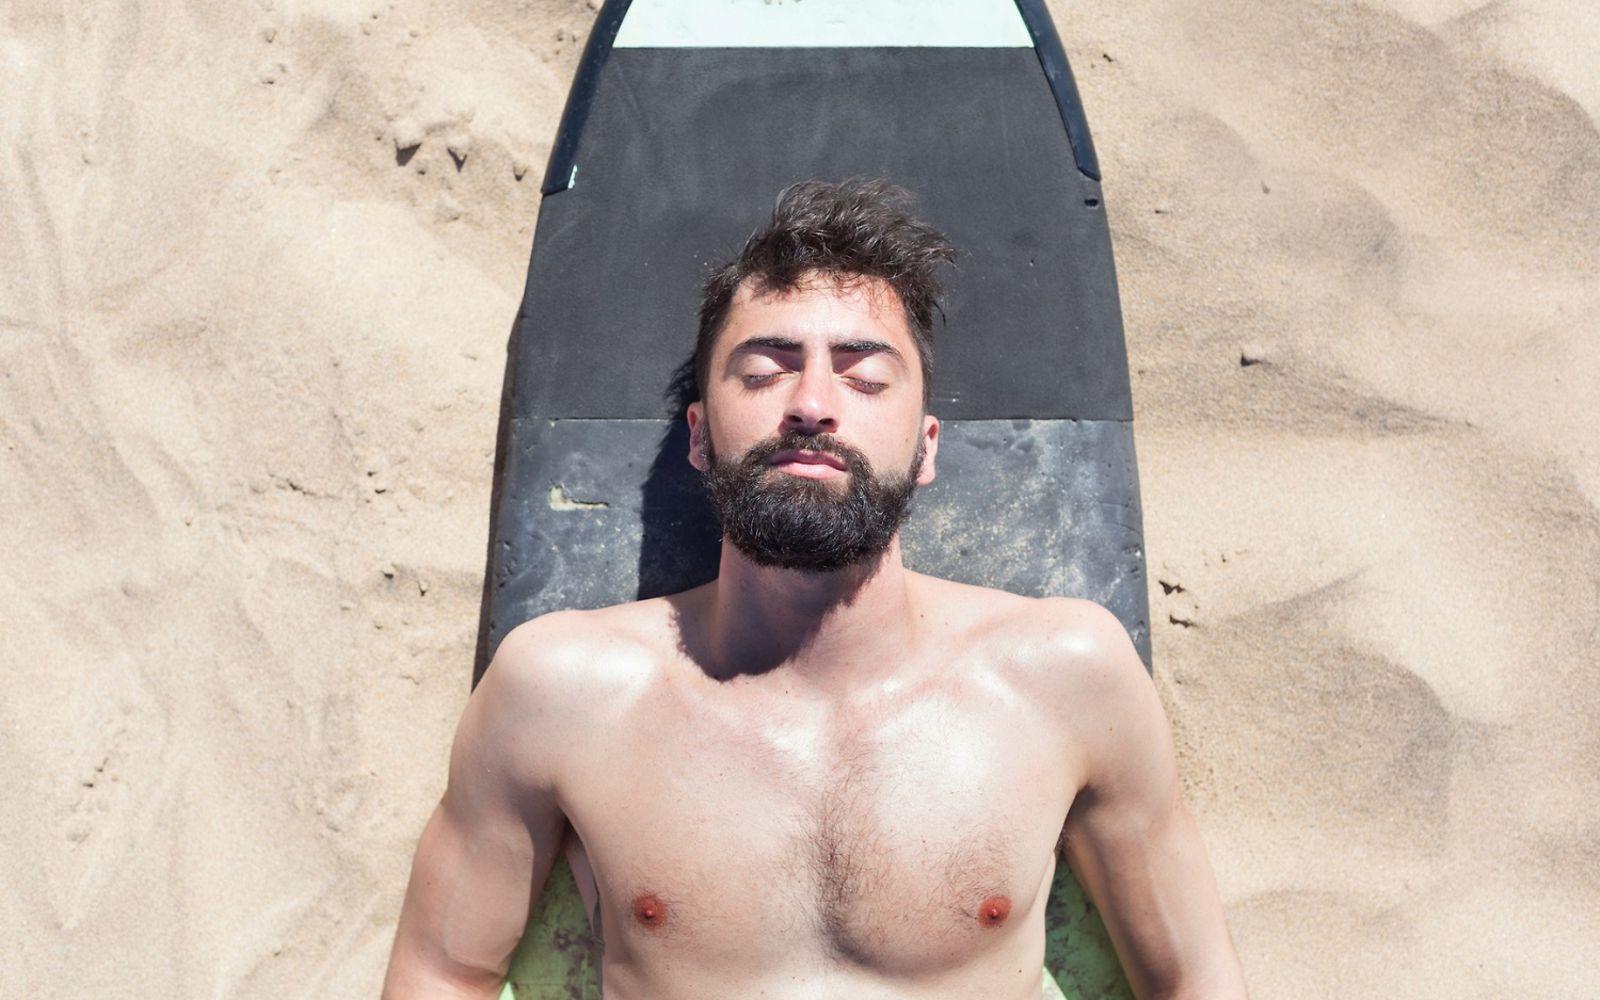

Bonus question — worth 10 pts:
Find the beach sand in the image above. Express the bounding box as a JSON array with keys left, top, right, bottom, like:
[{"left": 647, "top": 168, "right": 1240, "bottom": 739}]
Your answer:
[{"left": 2, "top": 1, "right": 1596, "bottom": 995}]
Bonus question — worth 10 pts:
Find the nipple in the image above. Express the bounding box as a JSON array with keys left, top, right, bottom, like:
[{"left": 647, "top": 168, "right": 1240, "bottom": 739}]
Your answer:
[
  {"left": 631, "top": 892, "right": 668, "bottom": 930},
  {"left": 976, "top": 895, "right": 1012, "bottom": 927}
]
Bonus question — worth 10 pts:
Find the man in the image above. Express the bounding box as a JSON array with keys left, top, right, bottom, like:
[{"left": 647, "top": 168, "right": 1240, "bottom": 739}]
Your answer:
[{"left": 383, "top": 180, "right": 1247, "bottom": 999}]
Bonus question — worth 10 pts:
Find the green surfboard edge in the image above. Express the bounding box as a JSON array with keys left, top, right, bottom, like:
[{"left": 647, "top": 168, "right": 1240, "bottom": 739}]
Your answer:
[
  {"left": 500, "top": 859, "right": 601, "bottom": 1000},
  {"left": 1043, "top": 860, "right": 1135, "bottom": 1000},
  {"left": 500, "top": 857, "right": 1131, "bottom": 999}
]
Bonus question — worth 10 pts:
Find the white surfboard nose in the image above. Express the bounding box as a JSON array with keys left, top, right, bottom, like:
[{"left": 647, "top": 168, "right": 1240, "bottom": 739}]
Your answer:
[{"left": 613, "top": 0, "right": 1034, "bottom": 48}]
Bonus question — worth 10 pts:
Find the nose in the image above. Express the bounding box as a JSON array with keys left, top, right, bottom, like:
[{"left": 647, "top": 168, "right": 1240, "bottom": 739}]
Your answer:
[{"left": 782, "top": 359, "right": 839, "bottom": 435}]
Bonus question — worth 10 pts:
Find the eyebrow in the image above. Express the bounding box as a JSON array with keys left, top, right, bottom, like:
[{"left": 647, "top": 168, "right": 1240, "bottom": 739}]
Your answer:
[{"left": 729, "top": 336, "right": 907, "bottom": 364}]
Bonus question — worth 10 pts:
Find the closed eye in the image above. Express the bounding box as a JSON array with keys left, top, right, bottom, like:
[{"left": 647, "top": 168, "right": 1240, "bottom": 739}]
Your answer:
[{"left": 740, "top": 372, "right": 886, "bottom": 392}]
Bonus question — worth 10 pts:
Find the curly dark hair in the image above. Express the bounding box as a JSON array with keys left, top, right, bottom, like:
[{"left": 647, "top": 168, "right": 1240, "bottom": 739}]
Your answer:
[{"left": 693, "top": 178, "right": 959, "bottom": 410}]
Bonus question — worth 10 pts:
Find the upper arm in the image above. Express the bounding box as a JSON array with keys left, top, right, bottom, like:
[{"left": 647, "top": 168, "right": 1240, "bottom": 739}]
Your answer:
[
  {"left": 1050, "top": 601, "right": 1246, "bottom": 1000},
  {"left": 382, "top": 618, "right": 576, "bottom": 998}
]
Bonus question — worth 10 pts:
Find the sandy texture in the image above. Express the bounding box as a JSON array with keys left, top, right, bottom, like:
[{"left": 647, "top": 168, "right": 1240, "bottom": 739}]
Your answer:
[{"left": 2, "top": 1, "right": 1596, "bottom": 996}]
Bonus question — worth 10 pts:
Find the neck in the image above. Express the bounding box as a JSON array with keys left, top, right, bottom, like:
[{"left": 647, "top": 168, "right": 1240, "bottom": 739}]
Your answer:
[{"left": 701, "top": 536, "right": 920, "bottom": 690}]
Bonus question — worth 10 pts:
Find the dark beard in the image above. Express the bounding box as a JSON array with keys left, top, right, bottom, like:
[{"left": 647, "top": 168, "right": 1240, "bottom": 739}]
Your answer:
[{"left": 702, "top": 429, "right": 925, "bottom": 573}]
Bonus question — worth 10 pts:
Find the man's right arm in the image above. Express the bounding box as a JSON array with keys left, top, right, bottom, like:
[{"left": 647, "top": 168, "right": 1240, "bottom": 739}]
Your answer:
[{"left": 381, "top": 618, "right": 575, "bottom": 999}]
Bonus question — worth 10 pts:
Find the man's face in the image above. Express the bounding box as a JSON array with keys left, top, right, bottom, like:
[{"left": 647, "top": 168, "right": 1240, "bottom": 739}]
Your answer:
[{"left": 686, "top": 273, "right": 940, "bottom": 572}]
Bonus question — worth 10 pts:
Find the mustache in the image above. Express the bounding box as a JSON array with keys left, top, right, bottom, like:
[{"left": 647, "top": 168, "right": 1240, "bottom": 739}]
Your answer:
[{"left": 738, "top": 431, "right": 872, "bottom": 472}]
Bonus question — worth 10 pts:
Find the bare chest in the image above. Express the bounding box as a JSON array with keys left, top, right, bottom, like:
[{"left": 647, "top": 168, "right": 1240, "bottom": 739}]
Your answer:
[{"left": 564, "top": 671, "right": 1072, "bottom": 975}]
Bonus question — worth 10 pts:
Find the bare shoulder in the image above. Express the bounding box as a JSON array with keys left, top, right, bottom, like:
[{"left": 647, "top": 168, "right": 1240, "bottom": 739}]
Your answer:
[
  {"left": 915, "top": 578, "right": 1158, "bottom": 748},
  {"left": 1019, "top": 596, "right": 1148, "bottom": 691},
  {"left": 1004, "top": 596, "right": 1174, "bottom": 798},
  {"left": 485, "top": 602, "right": 670, "bottom": 711},
  {"left": 915, "top": 574, "right": 1141, "bottom": 681},
  {"left": 1003, "top": 596, "right": 1154, "bottom": 712},
  {"left": 472, "top": 602, "right": 673, "bottom": 771}
]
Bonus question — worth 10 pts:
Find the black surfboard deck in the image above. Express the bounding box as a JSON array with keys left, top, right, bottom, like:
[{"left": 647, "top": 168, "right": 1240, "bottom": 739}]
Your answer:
[{"left": 475, "top": 2, "right": 1148, "bottom": 995}]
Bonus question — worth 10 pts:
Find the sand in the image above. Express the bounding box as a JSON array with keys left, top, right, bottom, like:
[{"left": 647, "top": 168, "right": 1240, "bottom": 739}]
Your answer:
[{"left": 2, "top": 1, "right": 1596, "bottom": 996}]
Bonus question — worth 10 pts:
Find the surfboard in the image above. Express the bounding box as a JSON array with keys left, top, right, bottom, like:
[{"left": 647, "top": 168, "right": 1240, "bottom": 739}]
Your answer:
[{"left": 474, "top": 1, "right": 1150, "bottom": 996}]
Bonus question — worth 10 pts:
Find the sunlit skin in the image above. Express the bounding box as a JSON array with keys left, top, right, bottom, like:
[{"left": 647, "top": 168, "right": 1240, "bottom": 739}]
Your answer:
[
  {"left": 685, "top": 273, "right": 939, "bottom": 496},
  {"left": 382, "top": 271, "right": 1248, "bottom": 1000}
]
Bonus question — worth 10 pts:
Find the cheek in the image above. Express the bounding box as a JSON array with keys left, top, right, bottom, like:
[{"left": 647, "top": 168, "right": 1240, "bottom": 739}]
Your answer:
[
  {"left": 896, "top": 415, "right": 929, "bottom": 458},
  {"left": 702, "top": 401, "right": 764, "bottom": 459}
]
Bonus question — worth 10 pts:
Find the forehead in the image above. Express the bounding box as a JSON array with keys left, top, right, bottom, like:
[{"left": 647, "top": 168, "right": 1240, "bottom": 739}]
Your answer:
[{"left": 719, "top": 273, "right": 914, "bottom": 351}]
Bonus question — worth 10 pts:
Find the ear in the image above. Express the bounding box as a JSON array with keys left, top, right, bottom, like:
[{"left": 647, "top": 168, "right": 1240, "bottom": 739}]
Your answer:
[
  {"left": 686, "top": 401, "right": 710, "bottom": 472},
  {"left": 915, "top": 413, "right": 939, "bottom": 486}
]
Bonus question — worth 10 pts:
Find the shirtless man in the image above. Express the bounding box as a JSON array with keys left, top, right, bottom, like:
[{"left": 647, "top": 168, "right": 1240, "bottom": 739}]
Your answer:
[{"left": 382, "top": 180, "right": 1247, "bottom": 999}]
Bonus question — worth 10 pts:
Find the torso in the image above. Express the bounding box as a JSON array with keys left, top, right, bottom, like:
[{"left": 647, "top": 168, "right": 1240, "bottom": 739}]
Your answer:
[{"left": 536, "top": 575, "right": 1092, "bottom": 999}]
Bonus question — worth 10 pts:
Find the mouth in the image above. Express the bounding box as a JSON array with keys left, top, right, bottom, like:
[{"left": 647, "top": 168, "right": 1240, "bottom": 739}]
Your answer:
[{"left": 766, "top": 449, "right": 849, "bottom": 477}]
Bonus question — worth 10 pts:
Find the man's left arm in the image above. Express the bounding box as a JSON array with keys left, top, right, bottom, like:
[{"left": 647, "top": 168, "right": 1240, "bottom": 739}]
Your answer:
[{"left": 1051, "top": 601, "right": 1248, "bottom": 1000}]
